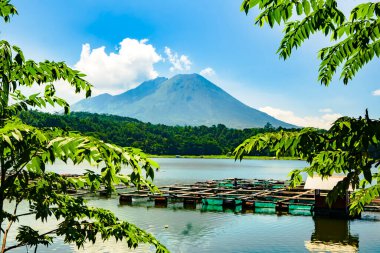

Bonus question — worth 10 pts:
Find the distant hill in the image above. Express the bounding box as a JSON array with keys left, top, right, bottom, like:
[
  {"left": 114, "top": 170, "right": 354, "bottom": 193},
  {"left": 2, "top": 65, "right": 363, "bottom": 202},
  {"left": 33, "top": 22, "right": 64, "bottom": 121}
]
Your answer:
[{"left": 72, "top": 74, "right": 295, "bottom": 129}]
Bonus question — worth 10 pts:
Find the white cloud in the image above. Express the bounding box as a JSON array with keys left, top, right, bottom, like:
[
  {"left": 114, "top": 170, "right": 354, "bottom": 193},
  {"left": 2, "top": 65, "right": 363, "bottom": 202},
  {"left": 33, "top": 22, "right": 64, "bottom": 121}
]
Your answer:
[
  {"left": 372, "top": 89, "right": 380, "bottom": 96},
  {"left": 164, "top": 47, "right": 192, "bottom": 72},
  {"left": 319, "top": 108, "right": 333, "bottom": 113},
  {"left": 200, "top": 67, "right": 216, "bottom": 78},
  {"left": 259, "top": 106, "right": 342, "bottom": 129},
  {"left": 74, "top": 38, "right": 162, "bottom": 95},
  {"left": 54, "top": 80, "right": 88, "bottom": 106}
]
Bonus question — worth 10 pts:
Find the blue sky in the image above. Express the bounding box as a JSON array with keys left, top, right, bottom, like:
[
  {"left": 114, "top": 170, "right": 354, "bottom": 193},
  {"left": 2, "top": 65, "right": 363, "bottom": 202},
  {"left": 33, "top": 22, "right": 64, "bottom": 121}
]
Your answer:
[{"left": 3, "top": 0, "right": 379, "bottom": 128}]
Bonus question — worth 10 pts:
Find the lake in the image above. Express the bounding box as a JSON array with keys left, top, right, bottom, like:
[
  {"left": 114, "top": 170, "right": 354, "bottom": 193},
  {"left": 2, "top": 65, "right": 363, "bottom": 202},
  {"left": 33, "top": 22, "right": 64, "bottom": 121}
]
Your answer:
[{"left": 7, "top": 158, "right": 380, "bottom": 252}]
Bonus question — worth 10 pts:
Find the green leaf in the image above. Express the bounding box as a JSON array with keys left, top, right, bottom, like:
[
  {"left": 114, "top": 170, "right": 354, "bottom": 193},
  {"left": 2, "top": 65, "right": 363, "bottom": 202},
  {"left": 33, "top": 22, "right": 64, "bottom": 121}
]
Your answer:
[
  {"left": 2, "top": 134, "right": 12, "bottom": 147},
  {"left": 296, "top": 3, "right": 303, "bottom": 15},
  {"left": 303, "top": 0, "right": 311, "bottom": 15}
]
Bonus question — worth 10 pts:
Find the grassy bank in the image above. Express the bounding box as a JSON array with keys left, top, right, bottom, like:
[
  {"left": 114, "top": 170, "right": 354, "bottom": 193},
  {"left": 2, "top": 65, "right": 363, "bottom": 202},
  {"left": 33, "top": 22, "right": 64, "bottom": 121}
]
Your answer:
[{"left": 147, "top": 154, "right": 301, "bottom": 160}]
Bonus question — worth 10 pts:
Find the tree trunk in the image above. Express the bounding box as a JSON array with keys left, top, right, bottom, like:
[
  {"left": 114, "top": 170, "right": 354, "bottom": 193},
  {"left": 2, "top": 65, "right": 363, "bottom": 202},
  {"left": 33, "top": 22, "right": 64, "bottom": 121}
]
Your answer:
[{"left": 0, "top": 152, "right": 6, "bottom": 252}]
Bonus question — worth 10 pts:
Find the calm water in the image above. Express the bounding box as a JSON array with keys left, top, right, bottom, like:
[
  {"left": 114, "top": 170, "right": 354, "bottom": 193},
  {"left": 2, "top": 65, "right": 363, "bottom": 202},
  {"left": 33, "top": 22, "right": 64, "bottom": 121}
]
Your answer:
[{"left": 6, "top": 158, "right": 380, "bottom": 252}]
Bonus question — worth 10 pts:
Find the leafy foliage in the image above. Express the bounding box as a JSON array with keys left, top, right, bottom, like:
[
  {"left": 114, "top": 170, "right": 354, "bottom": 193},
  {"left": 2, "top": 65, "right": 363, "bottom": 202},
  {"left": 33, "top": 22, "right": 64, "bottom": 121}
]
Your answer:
[
  {"left": 238, "top": 0, "right": 380, "bottom": 216},
  {"left": 0, "top": 1, "right": 167, "bottom": 252},
  {"left": 235, "top": 111, "right": 380, "bottom": 215},
  {"left": 241, "top": 0, "right": 380, "bottom": 85},
  {"left": 19, "top": 111, "right": 299, "bottom": 156}
]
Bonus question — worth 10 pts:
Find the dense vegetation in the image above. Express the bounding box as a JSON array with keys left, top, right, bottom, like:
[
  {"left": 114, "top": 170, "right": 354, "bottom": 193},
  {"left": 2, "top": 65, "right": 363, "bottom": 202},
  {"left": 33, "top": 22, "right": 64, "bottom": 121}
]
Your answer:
[
  {"left": 239, "top": 0, "right": 380, "bottom": 215},
  {"left": 19, "top": 111, "right": 298, "bottom": 156},
  {"left": 0, "top": 1, "right": 167, "bottom": 252}
]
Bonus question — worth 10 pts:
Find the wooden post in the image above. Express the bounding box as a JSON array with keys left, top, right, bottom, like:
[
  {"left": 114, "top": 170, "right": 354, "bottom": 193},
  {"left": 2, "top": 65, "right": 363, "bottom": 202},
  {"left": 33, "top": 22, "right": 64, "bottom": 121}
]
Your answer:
[
  {"left": 119, "top": 195, "right": 133, "bottom": 204},
  {"left": 154, "top": 196, "right": 168, "bottom": 207},
  {"left": 183, "top": 198, "right": 197, "bottom": 209}
]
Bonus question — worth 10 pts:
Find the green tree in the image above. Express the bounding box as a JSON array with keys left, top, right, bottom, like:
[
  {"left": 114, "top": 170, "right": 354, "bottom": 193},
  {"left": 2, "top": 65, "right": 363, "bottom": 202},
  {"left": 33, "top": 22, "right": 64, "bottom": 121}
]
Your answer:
[
  {"left": 0, "top": 1, "right": 167, "bottom": 252},
  {"left": 236, "top": 0, "right": 380, "bottom": 216},
  {"left": 20, "top": 110, "right": 289, "bottom": 156}
]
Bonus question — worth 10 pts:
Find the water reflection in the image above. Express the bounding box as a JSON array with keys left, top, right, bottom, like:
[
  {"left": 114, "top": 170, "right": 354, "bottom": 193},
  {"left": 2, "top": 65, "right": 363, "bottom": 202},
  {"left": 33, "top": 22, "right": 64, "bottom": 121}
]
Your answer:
[
  {"left": 13, "top": 158, "right": 380, "bottom": 252},
  {"left": 305, "top": 217, "right": 359, "bottom": 252},
  {"left": 181, "top": 223, "right": 193, "bottom": 235},
  {"left": 200, "top": 204, "right": 242, "bottom": 213}
]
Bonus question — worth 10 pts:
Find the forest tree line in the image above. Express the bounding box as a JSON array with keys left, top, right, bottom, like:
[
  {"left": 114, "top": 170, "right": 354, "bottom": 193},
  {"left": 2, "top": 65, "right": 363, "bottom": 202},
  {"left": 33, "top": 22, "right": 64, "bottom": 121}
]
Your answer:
[{"left": 19, "top": 111, "right": 300, "bottom": 156}]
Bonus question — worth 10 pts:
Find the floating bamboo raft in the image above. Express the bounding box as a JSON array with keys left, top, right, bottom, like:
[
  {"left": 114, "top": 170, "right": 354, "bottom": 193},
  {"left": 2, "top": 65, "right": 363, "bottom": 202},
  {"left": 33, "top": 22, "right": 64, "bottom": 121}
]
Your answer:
[
  {"left": 118, "top": 178, "right": 316, "bottom": 214},
  {"left": 118, "top": 178, "right": 380, "bottom": 214}
]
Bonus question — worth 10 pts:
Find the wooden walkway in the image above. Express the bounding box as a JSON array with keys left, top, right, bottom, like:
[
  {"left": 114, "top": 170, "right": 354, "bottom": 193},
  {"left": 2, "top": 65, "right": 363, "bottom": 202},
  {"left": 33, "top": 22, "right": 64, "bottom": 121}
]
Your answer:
[
  {"left": 63, "top": 176, "right": 379, "bottom": 214},
  {"left": 119, "top": 178, "right": 316, "bottom": 212},
  {"left": 118, "top": 178, "right": 380, "bottom": 214}
]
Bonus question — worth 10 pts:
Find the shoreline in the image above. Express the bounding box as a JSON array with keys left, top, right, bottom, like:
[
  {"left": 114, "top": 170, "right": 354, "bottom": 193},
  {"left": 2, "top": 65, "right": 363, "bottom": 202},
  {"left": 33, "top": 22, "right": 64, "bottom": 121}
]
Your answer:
[{"left": 147, "top": 154, "right": 301, "bottom": 160}]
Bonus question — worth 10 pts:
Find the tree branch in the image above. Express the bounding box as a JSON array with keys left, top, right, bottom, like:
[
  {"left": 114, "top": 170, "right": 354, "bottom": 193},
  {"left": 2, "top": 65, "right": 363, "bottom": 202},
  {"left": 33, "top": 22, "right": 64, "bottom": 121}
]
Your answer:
[
  {"left": 15, "top": 212, "right": 37, "bottom": 218},
  {"left": 2, "top": 148, "right": 43, "bottom": 199},
  {"left": 1, "top": 201, "right": 19, "bottom": 253},
  {"left": 2, "top": 242, "right": 22, "bottom": 253},
  {"left": 3, "top": 228, "right": 58, "bottom": 253}
]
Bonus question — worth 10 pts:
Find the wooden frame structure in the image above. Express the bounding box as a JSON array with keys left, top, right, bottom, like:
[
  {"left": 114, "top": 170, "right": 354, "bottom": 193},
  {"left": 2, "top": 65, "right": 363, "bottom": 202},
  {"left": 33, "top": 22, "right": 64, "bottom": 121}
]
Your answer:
[{"left": 119, "top": 178, "right": 316, "bottom": 214}]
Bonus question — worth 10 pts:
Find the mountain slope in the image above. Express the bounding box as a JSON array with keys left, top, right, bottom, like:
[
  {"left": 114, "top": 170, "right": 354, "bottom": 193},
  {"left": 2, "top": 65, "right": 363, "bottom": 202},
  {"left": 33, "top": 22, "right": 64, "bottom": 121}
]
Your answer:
[
  {"left": 71, "top": 77, "right": 168, "bottom": 113},
  {"left": 71, "top": 74, "right": 295, "bottom": 129}
]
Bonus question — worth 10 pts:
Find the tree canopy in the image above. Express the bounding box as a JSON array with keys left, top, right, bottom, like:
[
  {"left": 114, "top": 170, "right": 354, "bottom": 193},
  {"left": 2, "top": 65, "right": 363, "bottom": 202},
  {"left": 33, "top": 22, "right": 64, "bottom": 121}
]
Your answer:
[
  {"left": 237, "top": 0, "right": 380, "bottom": 215},
  {"left": 19, "top": 111, "right": 297, "bottom": 156},
  {"left": 241, "top": 0, "right": 380, "bottom": 85},
  {"left": 235, "top": 112, "right": 380, "bottom": 215},
  {"left": 0, "top": 1, "right": 167, "bottom": 252}
]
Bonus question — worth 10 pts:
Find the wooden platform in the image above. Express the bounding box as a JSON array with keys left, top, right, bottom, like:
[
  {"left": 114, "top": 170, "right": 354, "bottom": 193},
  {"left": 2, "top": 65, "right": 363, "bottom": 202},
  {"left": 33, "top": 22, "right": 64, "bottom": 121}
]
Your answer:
[
  {"left": 364, "top": 198, "right": 380, "bottom": 212},
  {"left": 117, "top": 178, "right": 380, "bottom": 217},
  {"left": 118, "top": 178, "right": 315, "bottom": 213}
]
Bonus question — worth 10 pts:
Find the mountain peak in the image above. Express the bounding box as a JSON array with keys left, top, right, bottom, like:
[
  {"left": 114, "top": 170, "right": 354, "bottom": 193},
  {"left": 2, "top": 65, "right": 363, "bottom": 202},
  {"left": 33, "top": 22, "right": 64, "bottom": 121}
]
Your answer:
[
  {"left": 71, "top": 75, "right": 295, "bottom": 129},
  {"left": 172, "top": 73, "right": 203, "bottom": 79},
  {"left": 170, "top": 73, "right": 211, "bottom": 84},
  {"left": 164, "top": 73, "right": 219, "bottom": 93}
]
